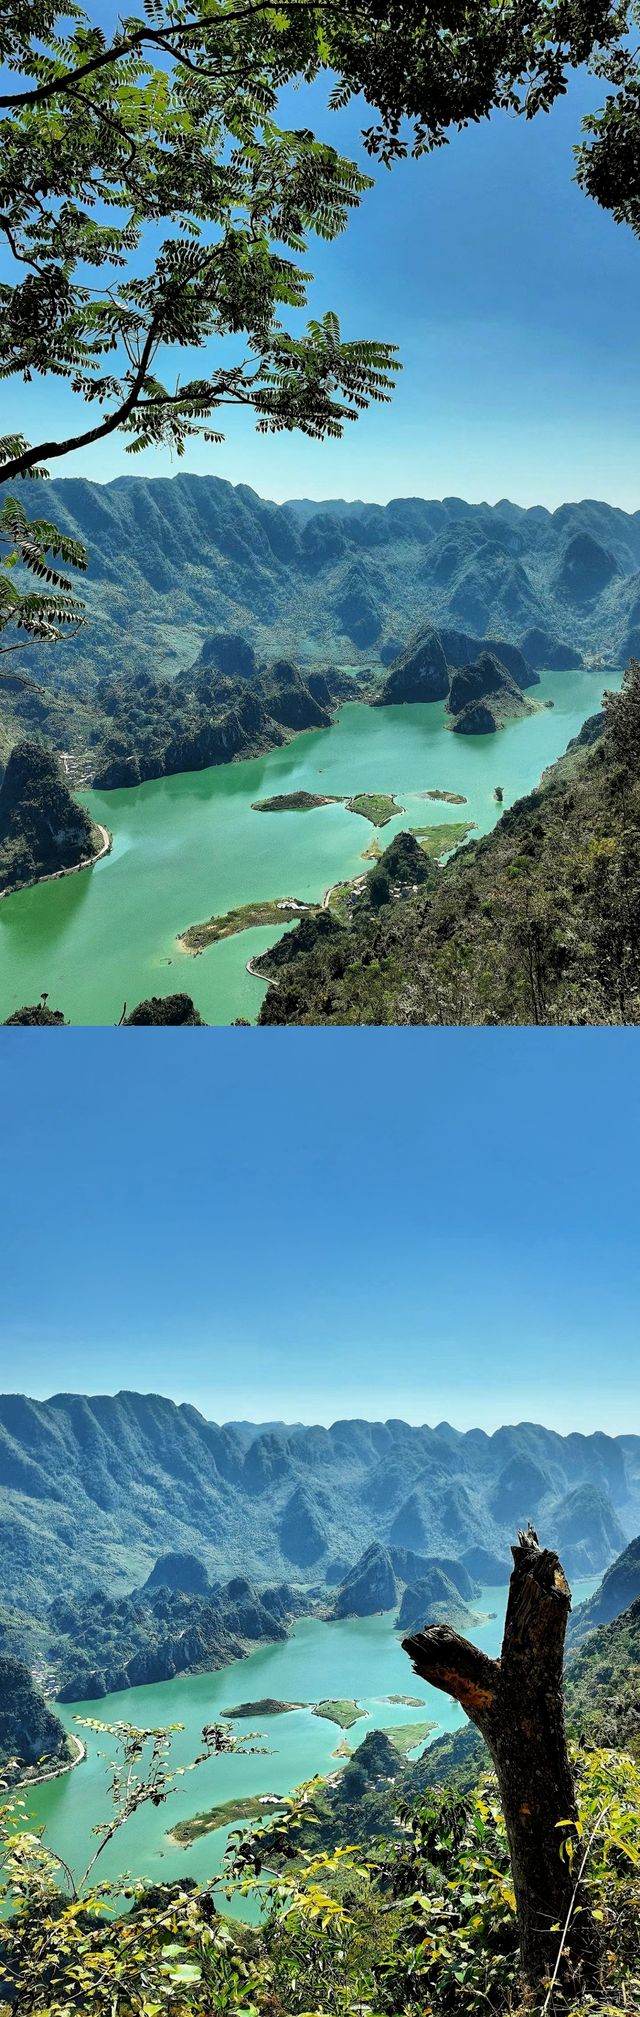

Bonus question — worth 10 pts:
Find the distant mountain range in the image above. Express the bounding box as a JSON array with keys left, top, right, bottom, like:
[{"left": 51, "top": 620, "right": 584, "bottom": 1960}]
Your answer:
[
  {"left": 1, "top": 1395, "right": 638, "bottom": 1622},
  {"left": 17, "top": 476, "right": 640, "bottom": 690}
]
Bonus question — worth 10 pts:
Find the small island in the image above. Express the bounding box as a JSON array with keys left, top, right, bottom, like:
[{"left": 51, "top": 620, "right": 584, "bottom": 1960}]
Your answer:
[
  {"left": 250, "top": 790, "right": 403, "bottom": 825},
  {"left": 384, "top": 1693, "right": 424, "bottom": 1708},
  {"left": 313, "top": 1699, "right": 365, "bottom": 1729},
  {"left": 345, "top": 793, "right": 404, "bottom": 826},
  {"left": 179, "top": 897, "right": 320, "bottom": 954},
  {"left": 222, "top": 1698, "right": 304, "bottom": 1718},
  {"left": 423, "top": 789, "right": 468, "bottom": 806},
  {"left": 170, "top": 1793, "right": 286, "bottom": 1847},
  {"left": 252, "top": 792, "right": 341, "bottom": 812}
]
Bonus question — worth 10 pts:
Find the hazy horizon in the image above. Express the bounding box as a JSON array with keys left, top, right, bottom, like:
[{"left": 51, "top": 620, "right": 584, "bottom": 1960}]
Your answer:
[
  {"left": 32, "top": 469, "right": 640, "bottom": 517},
  {"left": 1, "top": 1388, "right": 636, "bottom": 1444}
]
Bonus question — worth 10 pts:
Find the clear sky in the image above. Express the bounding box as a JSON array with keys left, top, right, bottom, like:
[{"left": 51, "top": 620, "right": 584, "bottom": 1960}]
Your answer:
[
  {"left": 7, "top": 25, "right": 640, "bottom": 510},
  {"left": 1, "top": 1030, "right": 638, "bottom": 1438}
]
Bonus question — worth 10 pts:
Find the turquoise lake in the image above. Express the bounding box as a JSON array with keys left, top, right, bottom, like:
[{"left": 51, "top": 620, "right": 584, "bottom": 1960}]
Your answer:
[
  {"left": 24, "top": 1584, "right": 598, "bottom": 1909},
  {"left": 0, "top": 669, "right": 619, "bottom": 1025}
]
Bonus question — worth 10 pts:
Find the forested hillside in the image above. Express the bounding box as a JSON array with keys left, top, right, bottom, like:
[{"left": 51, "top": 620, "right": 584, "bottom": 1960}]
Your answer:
[
  {"left": 258, "top": 660, "right": 640, "bottom": 1026},
  {"left": 1, "top": 1395, "right": 637, "bottom": 1621},
  {"left": 11, "top": 479, "right": 640, "bottom": 696}
]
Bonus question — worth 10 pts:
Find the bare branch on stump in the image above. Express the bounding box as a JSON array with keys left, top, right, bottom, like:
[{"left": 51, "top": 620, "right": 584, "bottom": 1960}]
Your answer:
[{"left": 403, "top": 1524, "right": 597, "bottom": 1994}]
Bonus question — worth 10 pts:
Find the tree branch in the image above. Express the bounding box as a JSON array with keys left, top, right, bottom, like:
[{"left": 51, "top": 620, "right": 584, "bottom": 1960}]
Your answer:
[
  {"left": 0, "top": 328, "right": 158, "bottom": 483},
  {"left": 0, "top": 1, "right": 359, "bottom": 112},
  {"left": 402, "top": 1624, "right": 499, "bottom": 1735}
]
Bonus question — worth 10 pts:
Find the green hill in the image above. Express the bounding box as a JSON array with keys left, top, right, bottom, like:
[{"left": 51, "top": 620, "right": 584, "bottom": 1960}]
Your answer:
[
  {"left": 258, "top": 660, "right": 640, "bottom": 1027},
  {"left": 0, "top": 1654, "right": 68, "bottom": 1773},
  {"left": 566, "top": 1597, "right": 640, "bottom": 1755},
  {"left": 0, "top": 740, "right": 99, "bottom": 895}
]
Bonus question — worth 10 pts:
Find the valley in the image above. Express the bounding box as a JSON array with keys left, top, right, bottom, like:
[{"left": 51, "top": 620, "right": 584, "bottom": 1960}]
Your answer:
[
  {"left": 15, "top": 1587, "right": 600, "bottom": 1905},
  {"left": 0, "top": 667, "right": 621, "bottom": 1026}
]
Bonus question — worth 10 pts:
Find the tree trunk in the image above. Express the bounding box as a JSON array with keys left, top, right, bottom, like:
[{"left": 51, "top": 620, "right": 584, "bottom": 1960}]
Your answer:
[{"left": 403, "top": 1527, "right": 594, "bottom": 1993}]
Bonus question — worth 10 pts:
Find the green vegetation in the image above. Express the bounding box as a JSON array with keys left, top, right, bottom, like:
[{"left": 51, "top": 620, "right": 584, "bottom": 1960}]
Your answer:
[
  {"left": 566, "top": 1597, "right": 640, "bottom": 1758},
  {"left": 0, "top": 1400, "right": 634, "bottom": 1623},
  {"left": 4, "top": 1719, "right": 639, "bottom": 2017},
  {"left": 569, "top": 1538, "right": 640, "bottom": 1644},
  {"left": 385, "top": 1694, "right": 424, "bottom": 1707},
  {"left": 123, "top": 995, "right": 206, "bottom": 1027},
  {"left": 0, "top": 495, "right": 87, "bottom": 666},
  {"left": 170, "top": 1794, "right": 286, "bottom": 1847},
  {"left": 222, "top": 1701, "right": 304, "bottom": 1719},
  {"left": 3, "top": 994, "right": 206, "bottom": 1026},
  {"left": 424, "top": 790, "right": 468, "bottom": 806},
  {"left": 88, "top": 660, "right": 339, "bottom": 793},
  {"left": 0, "top": 1654, "right": 69, "bottom": 1778},
  {"left": 313, "top": 1701, "right": 364, "bottom": 1730},
  {"left": 410, "top": 820, "right": 474, "bottom": 859},
  {"left": 1, "top": 4, "right": 401, "bottom": 492},
  {"left": 445, "top": 653, "right": 540, "bottom": 735},
  {"left": 259, "top": 665, "right": 640, "bottom": 1026},
  {"left": 180, "top": 899, "right": 319, "bottom": 955},
  {"left": 252, "top": 793, "right": 341, "bottom": 813},
  {"left": 381, "top": 1720, "right": 435, "bottom": 1757},
  {"left": 0, "top": 738, "right": 100, "bottom": 894},
  {"left": 11, "top": 1571, "right": 313, "bottom": 1705},
  {"left": 345, "top": 794, "right": 403, "bottom": 826}
]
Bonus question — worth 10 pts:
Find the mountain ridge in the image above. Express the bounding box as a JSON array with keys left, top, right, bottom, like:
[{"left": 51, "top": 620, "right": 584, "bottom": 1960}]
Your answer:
[
  {"left": 11, "top": 475, "right": 640, "bottom": 696},
  {"left": 1, "top": 1393, "right": 637, "bottom": 1621}
]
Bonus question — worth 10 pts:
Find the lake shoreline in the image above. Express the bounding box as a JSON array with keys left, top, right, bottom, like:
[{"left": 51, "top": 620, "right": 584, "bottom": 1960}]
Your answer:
[
  {"left": 16, "top": 1731, "right": 86, "bottom": 1791},
  {"left": 0, "top": 673, "right": 621, "bottom": 1026},
  {"left": 0, "top": 823, "right": 111, "bottom": 906}
]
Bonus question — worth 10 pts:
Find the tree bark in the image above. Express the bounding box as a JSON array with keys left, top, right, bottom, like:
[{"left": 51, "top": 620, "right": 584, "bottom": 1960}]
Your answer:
[{"left": 403, "top": 1527, "right": 594, "bottom": 1992}]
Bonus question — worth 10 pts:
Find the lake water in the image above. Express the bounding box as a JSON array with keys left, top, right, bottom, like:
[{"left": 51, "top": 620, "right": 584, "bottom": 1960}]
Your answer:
[
  {"left": 0, "top": 670, "right": 619, "bottom": 1025},
  {"left": 24, "top": 1583, "right": 598, "bottom": 1907}
]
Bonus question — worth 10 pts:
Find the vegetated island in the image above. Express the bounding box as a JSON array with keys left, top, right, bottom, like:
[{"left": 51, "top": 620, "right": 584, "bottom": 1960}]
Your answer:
[
  {"left": 319, "top": 822, "right": 473, "bottom": 925},
  {"left": 221, "top": 1698, "right": 304, "bottom": 1718},
  {"left": 169, "top": 1717, "right": 435, "bottom": 1848},
  {"left": 170, "top": 1792, "right": 286, "bottom": 1847},
  {"left": 179, "top": 898, "right": 320, "bottom": 954},
  {"left": 422, "top": 789, "right": 468, "bottom": 805},
  {"left": 384, "top": 1693, "right": 424, "bottom": 1707},
  {"left": 252, "top": 790, "right": 404, "bottom": 825},
  {"left": 345, "top": 793, "right": 404, "bottom": 825},
  {"left": 312, "top": 1699, "right": 365, "bottom": 1729},
  {"left": 251, "top": 791, "right": 341, "bottom": 812}
]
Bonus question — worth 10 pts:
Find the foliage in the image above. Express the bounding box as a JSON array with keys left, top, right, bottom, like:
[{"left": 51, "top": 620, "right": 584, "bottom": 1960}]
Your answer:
[
  {"left": 2, "top": 1721, "right": 639, "bottom": 2017},
  {"left": 0, "top": 0, "right": 637, "bottom": 494},
  {"left": 0, "top": 2, "right": 401, "bottom": 494},
  {"left": 566, "top": 1595, "right": 640, "bottom": 1756},
  {"left": 0, "top": 481, "right": 87, "bottom": 673},
  {"left": 258, "top": 661, "right": 640, "bottom": 1026}
]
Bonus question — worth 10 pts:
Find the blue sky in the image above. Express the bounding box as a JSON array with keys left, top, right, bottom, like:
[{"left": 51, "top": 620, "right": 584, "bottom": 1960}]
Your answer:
[
  {"left": 1, "top": 1030, "right": 638, "bottom": 1436},
  {"left": 7, "top": 24, "right": 640, "bottom": 509}
]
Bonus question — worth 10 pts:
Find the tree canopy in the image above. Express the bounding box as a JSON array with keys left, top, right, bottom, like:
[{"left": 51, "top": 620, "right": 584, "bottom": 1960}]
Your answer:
[
  {"left": 0, "top": 1, "right": 401, "bottom": 491},
  {"left": 1, "top": 1, "right": 638, "bottom": 492}
]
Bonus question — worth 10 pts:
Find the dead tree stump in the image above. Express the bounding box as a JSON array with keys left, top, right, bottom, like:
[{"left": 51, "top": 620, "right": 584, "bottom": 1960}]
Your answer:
[{"left": 403, "top": 1525, "right": 594, "bottom": 1991}]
